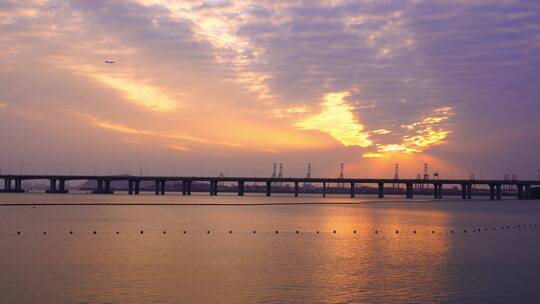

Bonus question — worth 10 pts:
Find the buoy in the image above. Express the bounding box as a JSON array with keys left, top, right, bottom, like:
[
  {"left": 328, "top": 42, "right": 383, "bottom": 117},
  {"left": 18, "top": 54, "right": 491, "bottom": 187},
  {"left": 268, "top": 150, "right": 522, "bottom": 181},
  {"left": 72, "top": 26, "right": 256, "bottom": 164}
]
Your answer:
[
  {"left": 43, "top": 231, "right": 46, "bottom": 235},
  {"left": 183, "top": 230, "right": 187, "bottom": 234},
  {"left": 163, "top": 231, "right": 166, "bottom": 234},
  {"left": 116, "top": 231, "right": 119, "bottom": 234},
  {"left": 413, "top": 230, "right": 417, "bottom": 234},
  {"left": 252, "top": 230, "right": 256, "bottom": 234},
  {"left": 375, "top": 230, "right": 378, "bottom": 234},
  {"left": 93, "top": 231, "right": 96, "bottom": 234},
  {"left": 333, "top": 230, "right": 336, "bottom": 234},
  {"left": 140, "top": 230, "right": 143, "bottom": 234},
  {"left": 69, "top": 231, "right": 73, "bottom": 234},
  {"left": 395, "top": 230, "right": 399, "bottom": 234},
  {"left": 17, "top": 231, "right": 20, "bottom": 235},
  {"left": 432, "top": 230, "right": 435, "bottom": 234},
  {"left": 353, "top": 230, "right": 356, "bottom": 234},
  {"left": 296, "top": 230, "right": 299, "bottom": 234},
  {"left": 275, "top": 230, "right": 279, "bottom": 234},
  {"left": 316, "top": 231, "right": 320, "bottom": 234},
  {"left": 464, "top": 230, "right": 467, "bottom": 233},
  {"left": 451, "top": 230, "right": 454, "bottom": 234},
  {"left": 207, "top": 230, "right": 210, "bottom": 234},
  {"left": 229, "top": 230, "right": 232, "bottom": 234}
]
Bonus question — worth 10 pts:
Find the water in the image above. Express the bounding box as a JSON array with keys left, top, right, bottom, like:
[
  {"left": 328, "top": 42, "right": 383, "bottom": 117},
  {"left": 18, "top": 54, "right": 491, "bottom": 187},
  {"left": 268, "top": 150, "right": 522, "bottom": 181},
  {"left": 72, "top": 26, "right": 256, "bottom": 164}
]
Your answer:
[{"left": 1, "top": 193, "right": 540, "bottom": 303}]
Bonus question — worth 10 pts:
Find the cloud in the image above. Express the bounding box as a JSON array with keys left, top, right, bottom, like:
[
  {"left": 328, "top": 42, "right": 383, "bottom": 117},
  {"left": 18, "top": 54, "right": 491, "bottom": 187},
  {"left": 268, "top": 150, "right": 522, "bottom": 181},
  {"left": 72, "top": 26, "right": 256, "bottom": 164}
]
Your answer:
[
  {"left": 295, "top": 91, "right": 372, "bottom": 147},
  {"left": 363, "top": 107, "right": 453, "bottom": 157}
]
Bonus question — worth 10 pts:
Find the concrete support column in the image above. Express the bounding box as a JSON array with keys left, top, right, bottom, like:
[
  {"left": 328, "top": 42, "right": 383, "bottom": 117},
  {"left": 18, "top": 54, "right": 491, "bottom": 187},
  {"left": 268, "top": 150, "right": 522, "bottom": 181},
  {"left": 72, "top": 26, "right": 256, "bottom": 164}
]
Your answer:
[
  {"left": 128, "top": 180, "right": 134, "bottom": 195},
  {"left": 294, "top": 182, "right": 299, "bottom": 197},
  {"left": 155, "top": 180, "right": 160, "bottom": 195},
  {"left": 211, "top": 181, "right": 218, "bottom": 196},
  {"left": 323, "top": 182, "right": 326, "bottom": 197},
  {"left": 59, "top": 179, "right": 66, "bottom": 192},
  {"left": 517, "top": 184, "right": 523, "bottom": 200},
  {"left": 266, "top": 181, "right": 271, "bottom": 197},
  {"left": 525, "top": 185, "right": 531, "bottom": 200},
  {"left": 406, "top": 183, "right": 413, "bottom": 199},
  {"left": 467, "top": 184, "right": 473, "bottom": 199},
  {"left": 433, "top": 184, "right": 439, "bottom": 199},
  {"left": 496, "top": 184, "right": 502, "bottom": 200},
  {"left": 134, "top": 180, "right": 140, "bottom": 195},
  {"left": 238, "top": 181, "right": 244, "bottom": 196},
  {"left": 461, "top": 184, "right": 467, "bottom": 199},
  {"left": 489, "top": 184, "right": 495, "bottom": 200},
  {"left": 104, "top": 180, "right": 111, "bottom": 194},
  {"left": 378, "top": 183, "right": 384, "bottom": 199},
  {"left": 50, "top": 179, "right": 57, "bottom": 192},
  {"left": 4, "top": 178, "right": 10, "bottom": 191},
  {"left": 15, "top": 179, "right": 22, "bottom": 192},
  {"left": 439, "top": 184, "right": 443, "bottom": 199},
  {"left": 97, "top": 180, "right": 104, "bottom": 193},
  {"left": 182, "top": 181, "right": 187, "bottom": 195},
  {"left": 187, "top": 181, "right": 192, "bottom": 195},
  {"left": 161, "top": 180, "right": 166, "bottom": 195},
  {"left": 350, "top": 182, "right": 355, "bottom": 198}
]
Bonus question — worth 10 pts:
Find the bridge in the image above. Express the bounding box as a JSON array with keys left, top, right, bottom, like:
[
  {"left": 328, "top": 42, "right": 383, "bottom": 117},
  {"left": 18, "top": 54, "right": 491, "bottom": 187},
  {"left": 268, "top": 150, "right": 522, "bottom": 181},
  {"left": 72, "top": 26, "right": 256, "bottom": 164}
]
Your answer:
[{"left": 1, "top": 174, "right": 539, "bottom": 200}]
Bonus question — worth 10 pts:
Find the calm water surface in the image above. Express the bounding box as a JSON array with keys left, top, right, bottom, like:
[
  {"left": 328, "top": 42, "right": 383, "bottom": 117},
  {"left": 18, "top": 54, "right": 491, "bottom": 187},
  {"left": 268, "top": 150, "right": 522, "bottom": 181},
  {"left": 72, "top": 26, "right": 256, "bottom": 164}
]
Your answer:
[{"left": 1, "top": 193, "right": 540, "bottom": 303}]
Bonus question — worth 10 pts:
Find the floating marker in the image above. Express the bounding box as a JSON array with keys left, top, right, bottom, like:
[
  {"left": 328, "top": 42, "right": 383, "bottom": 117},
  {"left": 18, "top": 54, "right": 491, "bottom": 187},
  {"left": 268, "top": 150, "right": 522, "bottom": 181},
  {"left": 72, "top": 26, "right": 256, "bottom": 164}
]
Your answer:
[
  {"left": 17, "top": 231, "right": 20, "bottom": 235},
  {"left": 43, "top": 231, "right": 46, "bottom": 235},
  {"left": 316, "top": 231, "right": 320, "bottom": 234},
  {"left": 333, "top": 230, "right": 336, "bottom": 234},
  {"left": 451, "top": 230, "right": 454, "bottom": 234},
  {"left": 229, "top": 230, "right": 232, "bottom": 234},
  {"left": 296, "top": 230, "right": 299, "bottom": 234},
  {"left": 163, "top": 231, "right": 166, "bottom": 234},
  {"left": 116, "top": 231, "right": 119, "bottom": 234},
  {"left": 375, "top": 230, "right": 378, "bottom": 234},
  {"left": 353, "top": 230, "right": 356, "bottom": 234},
  {"left": 414, "top": 230, "right": 417, "bottom": 234},
  {"left": 183, "top": 230, "right": 187, "bottom": 234},
  {"left": 69, "top": 231, "right": 73, "bottom": 234},
  {"left": 395, "top": 230, "right": 399, "bottom": 234},
  {"left": 93, "top": 231, "right": 97, "bottom": 234},
  {"left": 140, "top": 230, "right": 143, "bottom": 234},
  {"left": 207, "top": 230, "right": 210, "bottom": 234},
  {"left": 432, "top": 230, "right": 435, "bottom": 234},
  {"left": 252, "top": 230, "right": 256, "bottom": 234},
  {"left": 275, "top": 230, "right": 279, "bottom": 234}
]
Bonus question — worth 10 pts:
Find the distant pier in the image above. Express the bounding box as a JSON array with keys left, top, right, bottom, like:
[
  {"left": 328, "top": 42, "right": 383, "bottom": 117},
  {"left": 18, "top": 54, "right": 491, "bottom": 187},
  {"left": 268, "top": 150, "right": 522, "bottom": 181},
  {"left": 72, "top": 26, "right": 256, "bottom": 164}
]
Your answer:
[{"left": 1, "top": 174, "right": 539, "bottom": 200}]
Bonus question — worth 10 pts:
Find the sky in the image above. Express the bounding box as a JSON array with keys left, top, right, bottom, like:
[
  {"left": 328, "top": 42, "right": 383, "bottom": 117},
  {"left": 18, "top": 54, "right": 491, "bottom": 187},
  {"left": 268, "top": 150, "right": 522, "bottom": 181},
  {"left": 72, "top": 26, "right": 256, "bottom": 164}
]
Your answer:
[{"left": 1, "top": 0, "right": 539, "bottom": 179}]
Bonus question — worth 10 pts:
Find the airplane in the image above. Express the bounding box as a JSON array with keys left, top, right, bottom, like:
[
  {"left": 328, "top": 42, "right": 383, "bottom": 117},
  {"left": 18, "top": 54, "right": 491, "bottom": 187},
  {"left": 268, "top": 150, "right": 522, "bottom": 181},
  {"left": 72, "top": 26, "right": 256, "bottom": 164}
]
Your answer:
[{"left": 105, "top": 60, "right": 115, "bottom": 64}]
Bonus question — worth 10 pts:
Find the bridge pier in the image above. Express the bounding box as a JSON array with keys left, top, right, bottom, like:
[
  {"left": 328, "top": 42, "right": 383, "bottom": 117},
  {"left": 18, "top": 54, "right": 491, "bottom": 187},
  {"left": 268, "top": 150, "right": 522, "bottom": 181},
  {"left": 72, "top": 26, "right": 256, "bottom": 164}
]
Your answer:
[
  {"left": 350, "top": 182, "right": 355, "bottom": 198},
  {"left": 187, "top": 181, "right": 191, "bottom": 195},
  {"left": 294, "top": 182, "right": 299, "bottom": 197},
  {"left": 461, "top": 184, "right": 466, "bottom": 199},
  {"left": 406, "top": 183, "right": 413, "bottom": 199},
  {"left": 209, "top": 181, "right": 218, "bottom": 196},
  {"left": 467, "top": 184, "right": 472, "bottom": 199},
  {"left": 323, "top": 182, "right": 326, "bottom": 197},
  {"left": 517, "top": 184, "right": 523, "bottom": 200},
  {"left": 238, "top": 181, "right": 244, "bottom": 196},
  {"left": 266, "top": 181, "right": 271, "bottom": 197},
  {"left": 496, "top": 184, "right": 502, "bottom": 200},
  {"left": 155, "top": 180, "right": 160, "bottom": 195},
  {"left": 134, "top": 180, "right": 140, "bottom": 195},
  {"left": 128, "top": 180, "right": 134, "bottom": 194},
  {"left": 3, "top": 178, "right": 11, "bottom": 191},
  {"left": 378, "top": 183, "right": 384, "bottom": 198},
  {"left": 489, "top": 184, "right": 495, "bottom": 200},
  {"left": 525, "top": 185, "right": 531, "bottom": 200}
]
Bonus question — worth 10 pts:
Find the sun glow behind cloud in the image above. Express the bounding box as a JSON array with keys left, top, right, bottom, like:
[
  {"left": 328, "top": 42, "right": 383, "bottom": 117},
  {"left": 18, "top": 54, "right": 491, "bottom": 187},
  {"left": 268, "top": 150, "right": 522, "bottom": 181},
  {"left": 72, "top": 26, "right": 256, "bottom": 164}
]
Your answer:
[
  {"left": 364, "top": 107, "right": 453, "bottom": 158},
  {"left": 295, "top": 92, "right": 372, "bottom": 147},
  {"left": 89, "top": 73, "right": 178, "bottom": 112}
]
